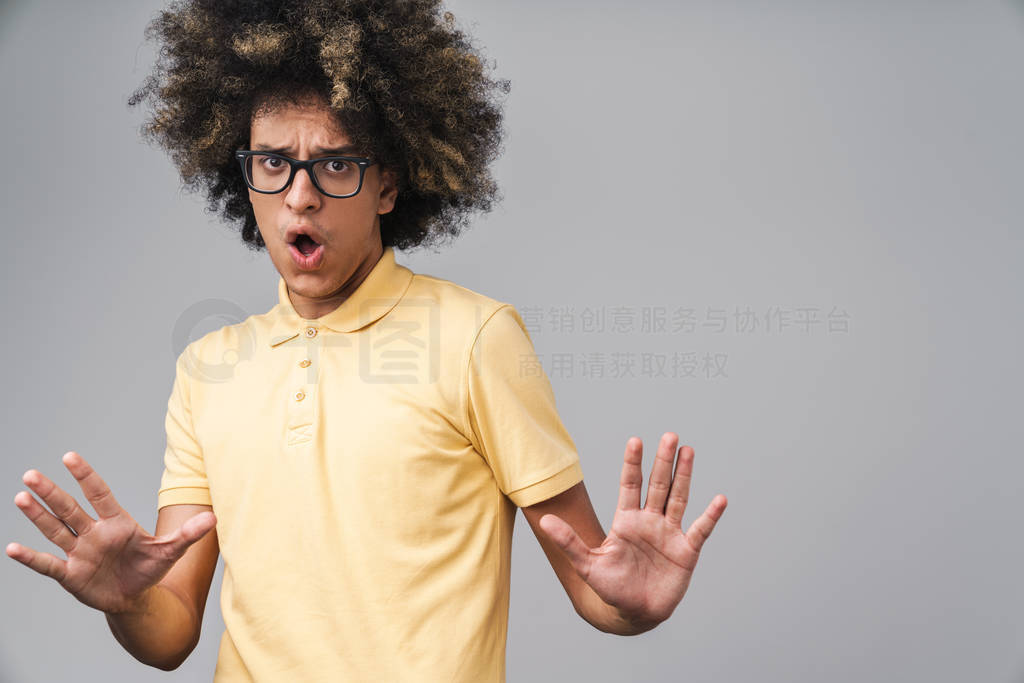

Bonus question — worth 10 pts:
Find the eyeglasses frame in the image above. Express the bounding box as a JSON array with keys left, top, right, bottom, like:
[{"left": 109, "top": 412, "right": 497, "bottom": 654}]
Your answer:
[{"left": 234, "top": 150, "right": 377, "bottom": 199}]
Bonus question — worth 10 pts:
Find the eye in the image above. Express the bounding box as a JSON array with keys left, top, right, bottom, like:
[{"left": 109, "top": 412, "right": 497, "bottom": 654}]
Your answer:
[{"left": 321, "top": 159, "right": 353, "bottom": 174}]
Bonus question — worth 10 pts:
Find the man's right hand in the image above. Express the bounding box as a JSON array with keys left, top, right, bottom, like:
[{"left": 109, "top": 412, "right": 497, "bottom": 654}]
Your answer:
[{"left": 6, "top": 451, "right": 217, "bottom": 615}]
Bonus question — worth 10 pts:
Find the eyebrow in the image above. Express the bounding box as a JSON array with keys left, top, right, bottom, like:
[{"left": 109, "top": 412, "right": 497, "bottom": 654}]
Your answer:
[{"left": 251, "top": 143, "right": 361, "bottom": 156}]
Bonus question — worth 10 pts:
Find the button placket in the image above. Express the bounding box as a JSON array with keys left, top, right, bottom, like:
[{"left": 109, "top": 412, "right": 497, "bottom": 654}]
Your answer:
[{"left": 286, "top": 325, "right": 321, "bottom": 446}]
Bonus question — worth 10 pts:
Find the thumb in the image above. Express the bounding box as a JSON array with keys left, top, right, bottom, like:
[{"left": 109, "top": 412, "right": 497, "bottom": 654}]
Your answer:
[
  {"left": 170, "top": 511, "right": 217, "bottom": 555},
  {"left": 539, "top": 513, "right": 593, "bottom": 576}
]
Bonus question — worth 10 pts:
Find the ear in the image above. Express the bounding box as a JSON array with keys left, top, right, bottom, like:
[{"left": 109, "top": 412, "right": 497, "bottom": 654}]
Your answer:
[{"left": 376, "top": 167, "right": 398, "bottom": 215}]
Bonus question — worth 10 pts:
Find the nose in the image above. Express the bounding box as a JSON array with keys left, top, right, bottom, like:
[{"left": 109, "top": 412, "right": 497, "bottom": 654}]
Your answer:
[{"left": 284, "top": 166, "right": 322, "bottom": 213}]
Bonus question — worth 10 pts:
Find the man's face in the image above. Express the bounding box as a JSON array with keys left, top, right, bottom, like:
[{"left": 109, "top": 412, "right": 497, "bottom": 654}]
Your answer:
[{"left": 248, "top": 98, "right": 397, "bottom": 316}]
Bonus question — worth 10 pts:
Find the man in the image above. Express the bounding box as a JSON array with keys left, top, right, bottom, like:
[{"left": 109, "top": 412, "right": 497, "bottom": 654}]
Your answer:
[{"left": 7, "top": 1, "right": 727, "bottom": 680}]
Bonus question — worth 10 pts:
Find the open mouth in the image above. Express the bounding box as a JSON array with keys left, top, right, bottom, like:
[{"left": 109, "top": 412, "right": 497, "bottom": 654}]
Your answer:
[{"left": 291, "top": 233, "right": 320, "bottom": 256}]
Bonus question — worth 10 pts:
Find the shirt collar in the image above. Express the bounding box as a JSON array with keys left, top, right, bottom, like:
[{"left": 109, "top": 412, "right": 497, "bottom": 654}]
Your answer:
[{"left": 268, "top": 246, "right": 413, "bottom": 347}]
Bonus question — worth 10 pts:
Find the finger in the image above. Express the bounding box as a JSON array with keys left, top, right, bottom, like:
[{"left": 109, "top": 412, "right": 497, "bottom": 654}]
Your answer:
[
  {"left": 664, "top": 445, "right": 695, "bottom": 527},
  {"left": 166, "top": 511, "right": 218, "bottom": 557},
  {"left": 13, "top": 491, "right": 77, "bottom": 554},
  {"left": 538, "top": 513, "right": 594, "bottom": 579},
  {"left": 616, "top": 437, "right": 644, "bottom": 512},
  {"left": 5, "top": 541, "right": 69, "bottom": 583},
  {"left": 22, "top": 468, "right": 96, "bottom": 536},
  {"left": 62, "top": 451, "right": 124, "bottom": 520},
  {"left": 643, "top": 432, "right": 679, "bottom": 514},
  {"left": 684, "top": 494, "right": 728, "bottom": 553}
]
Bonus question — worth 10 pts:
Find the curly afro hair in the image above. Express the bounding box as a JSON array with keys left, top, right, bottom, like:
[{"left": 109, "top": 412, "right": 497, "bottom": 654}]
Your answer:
[{"left": 127, "top": 0, "right": 510, "bottom": 252}]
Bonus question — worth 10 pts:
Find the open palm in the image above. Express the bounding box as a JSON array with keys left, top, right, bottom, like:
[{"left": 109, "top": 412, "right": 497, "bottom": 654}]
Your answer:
[
  {"left": 539, "top": 434, "right": 727, "bottom": 624},
  {"left": 6, "top": 451, "right": 216, "bottom": 615}
]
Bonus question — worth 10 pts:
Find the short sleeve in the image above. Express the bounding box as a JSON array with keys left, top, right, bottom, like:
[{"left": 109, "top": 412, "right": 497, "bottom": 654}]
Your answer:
[
  {"left": 465, "top": 304, "right": 583, "bottom": 507},
  {"left": 157, "top": 343, "right": 213, "bottom": 510}
]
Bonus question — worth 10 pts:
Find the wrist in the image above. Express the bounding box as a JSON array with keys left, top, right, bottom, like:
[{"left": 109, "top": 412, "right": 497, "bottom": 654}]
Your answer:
[
  {"left": 106, "top": 583, "right": 159, "bottom": 618},
  {"left": 104, "top": 583, "right": 199, "bottom": 671},
  {"left": 605, "top": 604, "right": 662, "bottom": 636},
  {"left": 575, "top": 583, "right": 663, "bottom": 636}
]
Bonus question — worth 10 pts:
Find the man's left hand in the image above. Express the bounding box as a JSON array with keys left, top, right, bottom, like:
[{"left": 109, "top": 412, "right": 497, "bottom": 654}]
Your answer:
[{"left": 538, "top": 432, "right": 727, "bottom": 627}]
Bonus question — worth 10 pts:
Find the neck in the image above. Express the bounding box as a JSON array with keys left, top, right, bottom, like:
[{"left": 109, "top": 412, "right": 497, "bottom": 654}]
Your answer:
[{"left": 286, "top": 243, "right": 384, "bottom": 320}]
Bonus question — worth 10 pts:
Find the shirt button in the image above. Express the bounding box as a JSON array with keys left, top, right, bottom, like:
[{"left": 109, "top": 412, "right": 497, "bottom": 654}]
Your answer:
[
  {"left": 294, "top": 390, "right": 305, "bottom": 401},
  {"left": 304, "top": 326, "right": 317, "bottom": 338},
  {"left": 299, "top": 359, "right": 311, "bottom": 368}
]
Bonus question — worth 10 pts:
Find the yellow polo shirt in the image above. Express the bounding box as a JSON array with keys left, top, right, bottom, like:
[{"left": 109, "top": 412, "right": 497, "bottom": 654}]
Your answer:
[{"left": 157, "top": 247, "right": 583, "bottom": 682}]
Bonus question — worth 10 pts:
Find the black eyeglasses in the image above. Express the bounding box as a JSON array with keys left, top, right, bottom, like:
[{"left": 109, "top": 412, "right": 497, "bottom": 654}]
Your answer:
[{"left": 235, "top": 150, "right": 376, "bottom": 199}]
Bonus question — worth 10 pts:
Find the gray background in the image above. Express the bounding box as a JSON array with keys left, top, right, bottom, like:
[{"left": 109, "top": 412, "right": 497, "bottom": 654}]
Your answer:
[{"left": 1, "top": 1, "right": 1021, "bottom": 681}]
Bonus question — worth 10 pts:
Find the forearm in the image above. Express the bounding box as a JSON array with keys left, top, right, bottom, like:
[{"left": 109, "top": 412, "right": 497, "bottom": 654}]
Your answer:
[
  {"left": 572, "top": 580, "right": 663, "bottom": 636},
  {"left": 104, "top": 582, "right": 200, "bottom": 671}
]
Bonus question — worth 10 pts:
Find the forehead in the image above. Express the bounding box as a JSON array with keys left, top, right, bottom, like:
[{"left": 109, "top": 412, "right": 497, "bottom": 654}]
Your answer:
[{"left": 250, "top": 100, "right": 348, "bottom": 143}]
